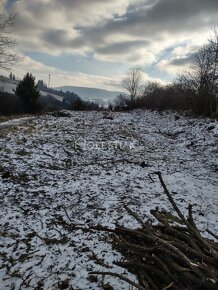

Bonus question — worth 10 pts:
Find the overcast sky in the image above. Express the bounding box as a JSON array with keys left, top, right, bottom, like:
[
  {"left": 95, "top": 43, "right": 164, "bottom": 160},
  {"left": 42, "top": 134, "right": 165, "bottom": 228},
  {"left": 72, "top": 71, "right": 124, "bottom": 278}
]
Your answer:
[{"left": 2, "top": 0, "right": 218, "bottom": 90}]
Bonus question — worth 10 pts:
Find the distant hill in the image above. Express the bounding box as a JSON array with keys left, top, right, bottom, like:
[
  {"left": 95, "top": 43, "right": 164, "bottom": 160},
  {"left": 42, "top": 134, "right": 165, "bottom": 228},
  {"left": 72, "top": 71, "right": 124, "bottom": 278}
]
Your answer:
[
  {"left": 0, "top": 76, "right": 122, "bottom": 107},
  {"left": 0, "top": 76, "right": 78, "bottom": 110},
  {"left": 0, "top": 76, "right": 66, "bottom": 102},
  {"left": 55, "top": 86, "right": 122, "bottom": 105}
]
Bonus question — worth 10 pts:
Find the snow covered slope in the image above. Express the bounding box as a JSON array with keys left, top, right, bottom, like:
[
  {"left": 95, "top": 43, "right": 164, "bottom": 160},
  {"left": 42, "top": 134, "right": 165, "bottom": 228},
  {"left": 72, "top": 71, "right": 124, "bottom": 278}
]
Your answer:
[
  {"left": 0, "top": 110, "right": 217, "bottom": 289},
  {"left": 0, "top": 76, "right": 64, "bottom": 102},
  {"left": 0, "top": 76, "right": 18, "bottom": 93},
  {"left": 56, "top": 85, "right": 122, "bottom": 105},
  {"left": 40, "top": 90, "right": 64, "bottom": 101}
]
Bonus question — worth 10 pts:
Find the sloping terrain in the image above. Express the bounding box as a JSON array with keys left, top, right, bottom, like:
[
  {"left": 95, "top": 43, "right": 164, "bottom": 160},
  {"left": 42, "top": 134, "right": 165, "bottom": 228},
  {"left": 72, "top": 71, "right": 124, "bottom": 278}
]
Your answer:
[
  {"left": 56, "top": 86, "right": 122, "bottom": 105},
  {"left": 0, "top": 110, "right": 217, "bottom": 290},
  {"left": 0, "top": 76, "right": 64, "bottom": 102},
  {"left": 0, "top": 76, "right": 18, "bottom": 94},
  {"left": 0, "top": 76, "right": 119, "bottom": 105}
]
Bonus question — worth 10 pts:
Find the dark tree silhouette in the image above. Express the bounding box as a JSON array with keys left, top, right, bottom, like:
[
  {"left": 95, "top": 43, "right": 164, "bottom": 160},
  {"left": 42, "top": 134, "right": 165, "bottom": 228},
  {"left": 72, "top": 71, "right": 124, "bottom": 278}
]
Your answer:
[
  {"left": 178, "top": 29, "right": 218, "bottom": 116},
  {"left": 15, "top": 73, "right": 41, "bottom": 113}
]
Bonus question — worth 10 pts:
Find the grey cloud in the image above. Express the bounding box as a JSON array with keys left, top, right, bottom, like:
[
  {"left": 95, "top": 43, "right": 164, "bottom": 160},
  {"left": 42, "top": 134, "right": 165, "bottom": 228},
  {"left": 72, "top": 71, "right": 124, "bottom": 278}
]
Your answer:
[
  {"left": 169, "top": 53, "right": 196, "bottom": 66},
  {"left": 54, "top": 0, "right": 104, "bottom": 10},
  {"left": 63, "top": 0, "right": 217, "bottom": 61},
  {"left": 42, "top": 29, "right": 87, "bottom": 51},
  {"left": 79, "top": 0, "right": 218, "bottom": 40},
  {"left": 96, "top": 40, "right": 149, "bottom": 55},
  {"left": 142, "top": 0, "right": 218, "bottom": 32},
  {"left": 42, "top": 29, "right": 69, "bottom": 47},
  {"left": 9, "top": 0, "right": 218, "bottom": 66}
]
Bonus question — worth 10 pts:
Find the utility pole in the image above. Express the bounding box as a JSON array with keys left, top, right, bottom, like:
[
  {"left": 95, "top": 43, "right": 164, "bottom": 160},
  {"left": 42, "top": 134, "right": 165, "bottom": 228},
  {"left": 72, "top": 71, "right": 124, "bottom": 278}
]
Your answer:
[{"left": 48, "top": 74, "right": 51, "bottom": 89}]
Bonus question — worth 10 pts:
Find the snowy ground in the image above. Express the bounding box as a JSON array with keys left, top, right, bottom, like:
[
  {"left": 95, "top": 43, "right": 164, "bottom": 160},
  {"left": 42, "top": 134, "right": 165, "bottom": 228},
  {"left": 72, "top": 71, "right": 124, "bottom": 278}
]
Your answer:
[
  {"left": 0, "top": 76, "right": 18, "bottom": 94},
  {"left": 0, "top": 110, "right": 217, "bottom": 290}
]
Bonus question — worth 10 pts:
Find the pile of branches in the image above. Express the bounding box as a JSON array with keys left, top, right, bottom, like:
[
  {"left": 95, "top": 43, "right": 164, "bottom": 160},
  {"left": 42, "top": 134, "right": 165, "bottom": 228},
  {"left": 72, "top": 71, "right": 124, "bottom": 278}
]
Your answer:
[{"left": 90, "top": 172, "right": 218, "bottom": 290}]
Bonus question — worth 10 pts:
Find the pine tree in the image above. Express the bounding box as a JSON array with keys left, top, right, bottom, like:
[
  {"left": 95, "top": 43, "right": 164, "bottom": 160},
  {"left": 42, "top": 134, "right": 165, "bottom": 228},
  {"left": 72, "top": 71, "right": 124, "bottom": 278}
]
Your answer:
[{"left": 15, "top": 73, "right": 41, "bottom": 113}]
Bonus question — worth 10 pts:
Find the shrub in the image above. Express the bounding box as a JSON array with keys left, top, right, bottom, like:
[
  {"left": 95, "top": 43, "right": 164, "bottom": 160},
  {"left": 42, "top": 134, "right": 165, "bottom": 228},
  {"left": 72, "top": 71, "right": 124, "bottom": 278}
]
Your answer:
[{"left": 0, "top": 91, "right": 23, "bottom": 115}]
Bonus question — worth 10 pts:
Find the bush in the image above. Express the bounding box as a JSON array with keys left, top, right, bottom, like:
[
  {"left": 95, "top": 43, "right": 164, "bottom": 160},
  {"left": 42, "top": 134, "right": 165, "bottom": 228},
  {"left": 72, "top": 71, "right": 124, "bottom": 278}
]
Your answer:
[
  {"left": 114, "top": 82, "right": 189, "bottom": 112},
  {"left": 0, "top": 91, "right": 23, "bottom": 115}
]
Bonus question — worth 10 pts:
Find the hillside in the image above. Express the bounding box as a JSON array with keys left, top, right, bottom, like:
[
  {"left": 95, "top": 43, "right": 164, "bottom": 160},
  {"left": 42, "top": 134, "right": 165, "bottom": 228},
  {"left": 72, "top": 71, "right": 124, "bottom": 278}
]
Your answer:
[
  {"left": 0, "top": 76, "right": 18, "bottom": 93},
  {"left": 0, "top": 76, "right": 80, "bottom": 111},
  {"left": 0, "top": 76, "right": 64, "bottom": 102},
  {"left": 0, "top": 110, "right": 217, "bottom": 289},
  {"left": 0, "top": 76, "right": 121, "bottom": 106},
  {"left": 56, "top": 86, "right": 122, "bottom": 105}
]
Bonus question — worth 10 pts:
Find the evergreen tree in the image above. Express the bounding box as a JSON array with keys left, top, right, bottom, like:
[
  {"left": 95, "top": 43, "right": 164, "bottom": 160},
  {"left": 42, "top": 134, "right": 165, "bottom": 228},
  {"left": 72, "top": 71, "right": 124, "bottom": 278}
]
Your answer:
[{"left": 15, "top": 73, "right": 41, "bottom": 113}]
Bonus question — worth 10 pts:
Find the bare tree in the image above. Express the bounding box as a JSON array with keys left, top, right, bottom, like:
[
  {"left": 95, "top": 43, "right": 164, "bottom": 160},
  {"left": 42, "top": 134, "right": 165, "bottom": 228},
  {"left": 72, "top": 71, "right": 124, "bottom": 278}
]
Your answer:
[
  {"left": 0, "top": 13, "right": 20, "bottom": 70},
  {"left": 209, "top": 28, "right": 218, "bottom": 115},
  {"left": 114, "top": 93, "right": 130, "bottom": 109},
  {"left": 194, "top": 31, "right": 218, "bottom": 115},
  {"left": 122, "top": 67, "right": 144, "bottom": 107},
  {"left": 178, "top": 29, "right": 218, "bottom": 116}
]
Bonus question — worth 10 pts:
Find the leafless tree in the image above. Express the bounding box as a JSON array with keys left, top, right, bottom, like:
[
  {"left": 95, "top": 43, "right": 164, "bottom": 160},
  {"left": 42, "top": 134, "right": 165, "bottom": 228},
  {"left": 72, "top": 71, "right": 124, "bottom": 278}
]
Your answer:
[
  {"left": 209, "top": 28, "right": 218, "bottom": 115},
  {"left": 122, "top": 67, "right": 144, "bottom": 107},
  {"left": 178, "top": 28, "right": 218, "bottom": 116},
  {"left": 0, "top": 13, "right": 20, "bottom": 70},
  {"left": 114, "top": 93, "right": 130, "bottom": 109}
]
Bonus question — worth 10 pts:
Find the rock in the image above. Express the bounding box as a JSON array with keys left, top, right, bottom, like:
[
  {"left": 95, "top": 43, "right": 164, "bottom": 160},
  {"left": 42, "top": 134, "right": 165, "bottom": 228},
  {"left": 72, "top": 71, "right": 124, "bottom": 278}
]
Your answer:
[
  {"left": 103, "top": 116, "right": 113, "bottom": 120},
  {"left": 207, "top": 125, "right": 215, "bottom": 131},
  {"left": 58, "top": 279, "right": 69, "bottom": 289},
  {"left": 2, "top": 171, "right": 11, "bottom": 179},
  {"left": 50, "top": 111, "right": 71, "bottom": 118},
  {"left": 88, "top": 275, "right": 98, "bottom": 283},
  {"left": 140, "top": 161, "right": 149, "bottom": 168},
  {"left": 103, "top": 111, "right": 113, "bottom": 120}
]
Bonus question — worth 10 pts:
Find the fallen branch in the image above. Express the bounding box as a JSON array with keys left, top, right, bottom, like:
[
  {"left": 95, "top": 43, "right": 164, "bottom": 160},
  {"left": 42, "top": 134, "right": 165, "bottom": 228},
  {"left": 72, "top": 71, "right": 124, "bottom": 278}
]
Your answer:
[
  {"left": 89, "top": 271, "right": 146, "bottom": 290},
  {"left": 87, "top": 173, "right": 218, "bottom": 290}
]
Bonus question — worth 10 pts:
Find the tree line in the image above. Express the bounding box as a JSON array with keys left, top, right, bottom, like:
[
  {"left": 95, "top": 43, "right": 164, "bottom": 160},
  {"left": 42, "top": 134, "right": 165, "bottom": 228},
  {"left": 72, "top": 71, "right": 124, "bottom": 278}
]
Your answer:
[
  {"left": 114, "top": 30, "right": 218, "bottom": 117},
  {"left": 0, "top": 73, "right": 102, "bottom": 115}
]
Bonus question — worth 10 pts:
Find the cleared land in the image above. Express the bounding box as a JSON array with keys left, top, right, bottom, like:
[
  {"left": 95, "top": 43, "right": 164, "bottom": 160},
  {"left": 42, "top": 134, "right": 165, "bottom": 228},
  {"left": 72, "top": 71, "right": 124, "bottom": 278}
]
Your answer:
[{"left": 0, "top": 110, "right": 217, "bottom": 289}]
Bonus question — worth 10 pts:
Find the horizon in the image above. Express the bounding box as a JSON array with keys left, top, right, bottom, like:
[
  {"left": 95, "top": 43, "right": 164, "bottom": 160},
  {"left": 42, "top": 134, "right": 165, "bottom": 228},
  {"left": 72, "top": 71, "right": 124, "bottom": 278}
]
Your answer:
[
  {"left": 1, "top": 0, "right": 218, "bottom": 91},
  {"left": 0, "top": 74, "right": 123, "bottom": 93},
  {"left": 55, "top": 84, "right": 122, "bottom": 93}
]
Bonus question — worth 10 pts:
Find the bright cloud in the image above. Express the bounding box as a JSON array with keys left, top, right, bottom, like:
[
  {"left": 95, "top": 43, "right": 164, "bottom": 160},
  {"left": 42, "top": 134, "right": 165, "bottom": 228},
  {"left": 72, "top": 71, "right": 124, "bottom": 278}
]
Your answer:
[{"left": 3, "top": 0, "right": 218, "bottom": 89}]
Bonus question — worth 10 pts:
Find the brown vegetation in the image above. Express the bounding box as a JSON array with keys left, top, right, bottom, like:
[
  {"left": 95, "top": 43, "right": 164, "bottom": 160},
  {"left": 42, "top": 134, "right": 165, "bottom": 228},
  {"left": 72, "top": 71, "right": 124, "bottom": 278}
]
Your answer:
[{"left": 87, "top": 173, "right": 218, "bottom": 290}]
